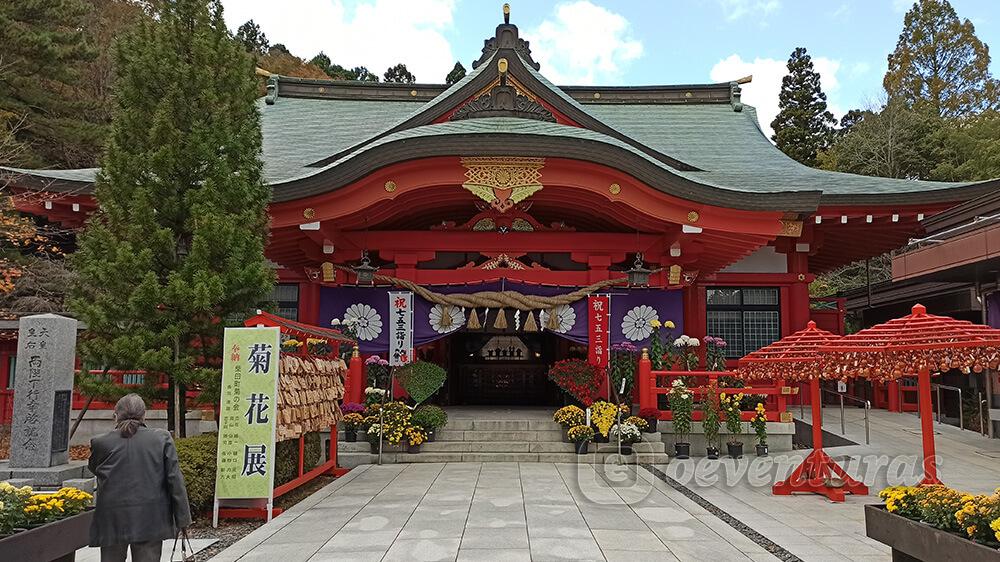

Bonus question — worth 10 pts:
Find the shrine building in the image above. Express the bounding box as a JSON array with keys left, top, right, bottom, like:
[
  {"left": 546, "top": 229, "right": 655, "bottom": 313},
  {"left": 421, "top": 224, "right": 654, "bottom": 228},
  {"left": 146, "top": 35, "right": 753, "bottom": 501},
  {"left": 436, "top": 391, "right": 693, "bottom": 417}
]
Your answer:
[{"left": 5, "top": 10, "right": 999, "bottom": 409}]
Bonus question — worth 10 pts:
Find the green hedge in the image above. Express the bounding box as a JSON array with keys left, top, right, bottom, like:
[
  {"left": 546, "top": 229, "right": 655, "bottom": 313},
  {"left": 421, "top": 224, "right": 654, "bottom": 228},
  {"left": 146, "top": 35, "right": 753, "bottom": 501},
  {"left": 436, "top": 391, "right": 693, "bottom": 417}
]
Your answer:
[
  {"left": 175, "top": 431, "right": 323, "bottom": 514},
  {"left": 275, "top": 432, "right": 321, "bottom": 486},
  {"left": 175, "top": 433, "right": 218, "bottom": 513}
]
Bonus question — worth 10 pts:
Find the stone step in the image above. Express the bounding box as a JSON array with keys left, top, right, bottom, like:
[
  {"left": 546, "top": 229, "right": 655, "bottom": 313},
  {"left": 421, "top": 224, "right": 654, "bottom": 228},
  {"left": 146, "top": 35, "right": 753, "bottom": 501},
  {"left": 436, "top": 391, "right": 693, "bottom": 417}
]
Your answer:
[
  {"left": 335, "top": 451, "right": 672, "bottom": 466},
  {"left": 435, "top": 429, "right": 566, "bottom": 442},
  {"left": 338, "top": 439, "right": 665, "bottom": 453}
]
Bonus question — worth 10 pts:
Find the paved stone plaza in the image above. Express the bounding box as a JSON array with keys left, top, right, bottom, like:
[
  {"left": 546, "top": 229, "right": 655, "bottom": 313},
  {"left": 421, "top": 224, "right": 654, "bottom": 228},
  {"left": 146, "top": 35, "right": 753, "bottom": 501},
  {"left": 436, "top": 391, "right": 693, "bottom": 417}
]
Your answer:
[
  {"left": 210, "top": 406, "right": 1000, "bottom": 562},
  {"left": 214, "top": 462, "right": 788, "bottom": 562}
]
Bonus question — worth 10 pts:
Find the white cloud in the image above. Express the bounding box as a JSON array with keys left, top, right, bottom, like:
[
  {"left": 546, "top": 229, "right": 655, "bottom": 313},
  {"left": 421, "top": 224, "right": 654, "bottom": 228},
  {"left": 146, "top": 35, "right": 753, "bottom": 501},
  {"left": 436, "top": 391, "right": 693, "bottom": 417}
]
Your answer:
[
  {"left": 717, "top": 0, "right": 781, "bottom": 22},
  {"left": 522, "top": 1, "right": 643, "bottom": 85},
  {"left": 220, "top": 0, "right": 456, "bottom": 83},
  {"left": 710, "top": 54, "right": 842, "bottom": 139},
  {"left": 893, "top": 0, "right": 915, "bottom": 13}
]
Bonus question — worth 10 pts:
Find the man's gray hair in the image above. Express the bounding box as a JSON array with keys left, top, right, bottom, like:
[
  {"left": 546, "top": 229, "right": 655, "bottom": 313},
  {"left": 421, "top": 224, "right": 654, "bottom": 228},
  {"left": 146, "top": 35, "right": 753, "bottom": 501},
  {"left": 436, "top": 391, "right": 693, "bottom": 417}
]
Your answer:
[{"left": 114, "top": 393, "right": 147, "bottom": 438}]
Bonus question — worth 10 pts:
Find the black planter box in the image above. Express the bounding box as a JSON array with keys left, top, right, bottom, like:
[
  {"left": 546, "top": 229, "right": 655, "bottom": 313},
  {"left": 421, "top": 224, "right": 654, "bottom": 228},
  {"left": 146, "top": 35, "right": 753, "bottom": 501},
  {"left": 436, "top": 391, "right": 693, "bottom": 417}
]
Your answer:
[
  {"left": 865, "top": 504, "right": 1000, "bottom": 561},
  {"left": 0, "top": 510, "right": 94, "bottom": 562}
]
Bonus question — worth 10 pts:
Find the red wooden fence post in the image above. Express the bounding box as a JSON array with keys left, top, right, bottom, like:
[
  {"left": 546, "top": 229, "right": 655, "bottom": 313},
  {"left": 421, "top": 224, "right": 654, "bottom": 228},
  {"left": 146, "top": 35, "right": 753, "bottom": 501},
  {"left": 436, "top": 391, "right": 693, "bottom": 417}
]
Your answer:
[
  {"left": 639, "top": 348, "right": 655, "bottom": 413},
  {"left": 917, "top": 366, "right": 941, "bottom": 485},
  {"left": 887, "top": 380, "right": 900, "bottom": 412},
  {"left": 775, "top": 378, "right": 787, "bottom": 421},
  {"left": 347, "top": 347, "right": 364, "bottom": 404}
]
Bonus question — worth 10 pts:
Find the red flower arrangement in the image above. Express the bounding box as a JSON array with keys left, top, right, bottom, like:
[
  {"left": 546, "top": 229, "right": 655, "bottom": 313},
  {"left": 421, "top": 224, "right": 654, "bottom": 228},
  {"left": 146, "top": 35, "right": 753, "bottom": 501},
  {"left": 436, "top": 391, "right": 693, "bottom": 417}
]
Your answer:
[
  {"left": 548, "top": 359, "right": 602, "bottom": 406},
  {"left": 638, "top": 407, "right": 660, "bottom": 418}
]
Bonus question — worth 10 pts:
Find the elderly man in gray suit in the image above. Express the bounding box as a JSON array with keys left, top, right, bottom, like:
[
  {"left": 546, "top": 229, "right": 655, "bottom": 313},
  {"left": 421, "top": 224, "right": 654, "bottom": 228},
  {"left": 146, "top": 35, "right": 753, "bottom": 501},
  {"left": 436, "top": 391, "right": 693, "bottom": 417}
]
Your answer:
[{"left": 88, "top": 393, "right": 193, "bottom": 562}]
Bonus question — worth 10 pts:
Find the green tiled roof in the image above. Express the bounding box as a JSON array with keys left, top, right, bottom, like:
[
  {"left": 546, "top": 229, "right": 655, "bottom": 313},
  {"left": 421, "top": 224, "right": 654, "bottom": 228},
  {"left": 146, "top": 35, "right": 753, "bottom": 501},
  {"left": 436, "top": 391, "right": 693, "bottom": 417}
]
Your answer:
[
  {"left": 259, "top": 97, "right": 424, "bottom": 182},
  {"left": 584, "top": 103, "right": 973, "bottom": 198}
]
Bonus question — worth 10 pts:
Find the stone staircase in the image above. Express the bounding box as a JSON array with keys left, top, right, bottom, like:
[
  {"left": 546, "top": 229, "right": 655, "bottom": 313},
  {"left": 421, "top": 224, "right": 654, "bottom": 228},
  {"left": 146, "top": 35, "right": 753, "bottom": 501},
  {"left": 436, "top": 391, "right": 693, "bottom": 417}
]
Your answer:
[{"left": 335, "top": 418, "right": 670, "bottom": 468}]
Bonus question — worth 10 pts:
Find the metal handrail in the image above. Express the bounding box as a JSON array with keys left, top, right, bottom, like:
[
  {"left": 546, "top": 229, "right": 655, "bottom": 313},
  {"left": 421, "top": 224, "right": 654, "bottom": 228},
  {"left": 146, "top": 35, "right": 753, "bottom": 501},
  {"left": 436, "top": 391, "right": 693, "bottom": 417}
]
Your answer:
[
  {"left": 930, "top": 383, "right": 963, "bottom": 430},
  {"left": 820, "top": 387, "right": 871, "bottom": 445}
]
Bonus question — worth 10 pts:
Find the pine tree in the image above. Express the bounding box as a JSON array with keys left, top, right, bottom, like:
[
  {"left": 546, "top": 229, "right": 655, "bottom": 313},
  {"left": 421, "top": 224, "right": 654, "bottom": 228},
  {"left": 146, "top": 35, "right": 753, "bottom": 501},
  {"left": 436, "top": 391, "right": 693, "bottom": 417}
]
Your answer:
[
  {"left": 384, "top": 63, "right": 416, "bottom": 84},
  {"left": 352, "top": 66, "right": 379, "bottom": 82},
  {"left": 446, "top": 62, "right": 466, "bottom": 85},
  {"left": 884, "top": 0, "right": 999, "bottom": 117},
  {"left": 770, "top": 47, "right": 835, "bottom": 167},
  {"left": 236, "top": 19, "right": 269, "bottom": 56},
  {"left": 70, "top": 0, "right": 273, "bottom": 435},
  {"left": 0, "top": 0, "right": 104, "bottom": 168}
]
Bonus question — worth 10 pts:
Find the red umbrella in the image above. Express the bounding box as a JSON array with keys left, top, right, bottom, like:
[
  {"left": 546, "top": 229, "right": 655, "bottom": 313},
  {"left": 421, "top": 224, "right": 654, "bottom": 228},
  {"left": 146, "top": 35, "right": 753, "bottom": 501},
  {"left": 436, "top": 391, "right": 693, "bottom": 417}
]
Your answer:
[
  {"left": 819, "top": 304, "right": 1000, "bottom": 485},
  {"left": 740, "top": 321, "right": 868, "bottom": 502}
]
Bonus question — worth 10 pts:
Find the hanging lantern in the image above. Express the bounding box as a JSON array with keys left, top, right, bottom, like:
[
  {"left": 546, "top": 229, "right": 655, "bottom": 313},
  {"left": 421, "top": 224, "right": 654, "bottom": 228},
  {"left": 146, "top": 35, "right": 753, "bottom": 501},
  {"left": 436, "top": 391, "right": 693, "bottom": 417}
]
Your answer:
[
  {"left": 352, "top": 250, "right": 377, "bottom": 286},
  {"left": 626, "top": 252, "right": 652, "bottom": 287}
]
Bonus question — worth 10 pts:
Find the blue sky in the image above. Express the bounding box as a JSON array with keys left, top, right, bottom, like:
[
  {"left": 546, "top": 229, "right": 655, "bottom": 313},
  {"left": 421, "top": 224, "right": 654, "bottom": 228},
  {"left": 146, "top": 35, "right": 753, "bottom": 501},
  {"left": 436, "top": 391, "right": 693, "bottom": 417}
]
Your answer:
[{"left": 222, "top": 1, "right": 1000, "bottom": 137}]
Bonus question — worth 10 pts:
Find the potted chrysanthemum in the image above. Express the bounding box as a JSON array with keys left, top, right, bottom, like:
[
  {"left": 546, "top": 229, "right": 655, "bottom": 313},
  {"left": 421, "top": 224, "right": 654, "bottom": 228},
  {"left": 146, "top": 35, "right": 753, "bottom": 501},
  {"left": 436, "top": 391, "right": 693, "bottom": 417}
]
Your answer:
[
  {"left": 553, "top": 405, "right": 586, "bottom": 442},
  {"left": 667, "top": 379, "right": 693, "bottom": 458},
  {"left": 702, "top": 385, "right": 722, "bottom": 459},
  {"left": 750, "top": 402, "right": 768, "bottom": 456},
  {"left": 567, "top": 425, "right": 594, "bottom": 455},
  {"left": 342, "top": 413, "right": 365, "bottom": 442},
  {"left": 610, "top": 422, "right": 642, "bottom": 455},
  {"left": 720, "top": 391, "right": 746, "bottom": 458}
]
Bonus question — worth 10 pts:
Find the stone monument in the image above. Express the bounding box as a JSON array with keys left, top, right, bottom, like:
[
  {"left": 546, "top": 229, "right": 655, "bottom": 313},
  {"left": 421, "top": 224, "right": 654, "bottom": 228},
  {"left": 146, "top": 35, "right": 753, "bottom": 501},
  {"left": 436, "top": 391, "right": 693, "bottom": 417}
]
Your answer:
[{"left": 1, "top": 314, "right": 91, "bottom": 488}]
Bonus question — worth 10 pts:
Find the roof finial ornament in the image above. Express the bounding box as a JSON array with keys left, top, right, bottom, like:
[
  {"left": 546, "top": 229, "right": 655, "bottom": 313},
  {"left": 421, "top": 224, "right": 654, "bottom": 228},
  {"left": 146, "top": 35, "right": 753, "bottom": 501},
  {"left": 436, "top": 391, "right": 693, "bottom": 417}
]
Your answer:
[
  {"left": 729, "top": 81, "right": 743, "bottom": 113},
  {"left": 265, "top": 75, "right": 279, "bottom": 105},
  {"left": 503, "top": 3, "right": 510, "bottom": 24}
]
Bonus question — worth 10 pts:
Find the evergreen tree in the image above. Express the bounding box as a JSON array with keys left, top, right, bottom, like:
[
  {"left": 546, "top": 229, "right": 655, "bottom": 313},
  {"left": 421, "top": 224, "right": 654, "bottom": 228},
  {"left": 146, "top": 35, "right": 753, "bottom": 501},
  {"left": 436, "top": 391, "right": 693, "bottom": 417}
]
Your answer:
[
  {"left": 309, "top": 52, "right": 354, "bottom": 80},
  {"left": 884, "top": 0, "right": 999, "bottom": 117},
  {"left": 0, "top": 0, "right": 104, "bottom": 168},
  {"left": 446, "top": 62, "right": 466, "bottom": 85},
  {"left": 236, "top": 19, "right": 269, "bottom": 56},
  {"left": 351, "top": 66, "right": 379, "bottom": 82},
  {"left": 770, "top": 47, "right": 835, "bottom": 167},
  {"left": 821, "top": 99, "right": 941, "bottom": 179},
  {"left": 384, "top": 63, "right": 416, "bottom": 84},
  {"left": 70, "top": 0, "right": 273, "bottom": 435}
]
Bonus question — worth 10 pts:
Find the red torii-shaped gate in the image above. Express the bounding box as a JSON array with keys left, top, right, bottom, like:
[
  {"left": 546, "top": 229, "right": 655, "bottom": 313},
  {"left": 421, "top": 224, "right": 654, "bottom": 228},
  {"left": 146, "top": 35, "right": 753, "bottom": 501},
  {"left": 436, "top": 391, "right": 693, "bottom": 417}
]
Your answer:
[
  {"left": 739, "top": 320, "right": 869, "bottom": 502},
  {"left": 819, "top": 304, "right": 1000, "bottom": 485}
]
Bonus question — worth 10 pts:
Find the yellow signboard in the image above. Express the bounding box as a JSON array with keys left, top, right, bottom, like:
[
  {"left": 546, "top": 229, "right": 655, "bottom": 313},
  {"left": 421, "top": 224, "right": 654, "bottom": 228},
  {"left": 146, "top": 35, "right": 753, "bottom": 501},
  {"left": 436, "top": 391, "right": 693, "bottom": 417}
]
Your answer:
[{"left": 214, "top": 327, "right": 280, "bottom": 503}]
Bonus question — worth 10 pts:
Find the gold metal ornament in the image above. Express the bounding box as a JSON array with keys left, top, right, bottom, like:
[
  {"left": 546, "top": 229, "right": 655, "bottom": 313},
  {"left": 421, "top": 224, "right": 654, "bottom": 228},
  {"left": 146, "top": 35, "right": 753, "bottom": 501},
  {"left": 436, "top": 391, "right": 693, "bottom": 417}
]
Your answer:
[
  {"left": 609, "top": 183, "right": 621, "bottom": 195},
  {"left": 384, "top": 181, "right": 397, "bottom": 192},
  {"left": 687, "top": 211, "right": 700, "bottom": 223},
  {"left": 303, "top": 208, "right": 316, "bottom": 219},
  {"left": 461, "top": 156, "right": 545, "bottom": 212}
]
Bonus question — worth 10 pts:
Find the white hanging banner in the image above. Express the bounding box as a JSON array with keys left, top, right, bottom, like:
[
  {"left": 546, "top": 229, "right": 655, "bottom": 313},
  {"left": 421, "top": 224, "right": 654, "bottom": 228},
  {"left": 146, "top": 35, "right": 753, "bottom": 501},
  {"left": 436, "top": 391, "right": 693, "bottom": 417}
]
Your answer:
[{"left": 388, "top": 291, "right": 414, "bottom": 366}]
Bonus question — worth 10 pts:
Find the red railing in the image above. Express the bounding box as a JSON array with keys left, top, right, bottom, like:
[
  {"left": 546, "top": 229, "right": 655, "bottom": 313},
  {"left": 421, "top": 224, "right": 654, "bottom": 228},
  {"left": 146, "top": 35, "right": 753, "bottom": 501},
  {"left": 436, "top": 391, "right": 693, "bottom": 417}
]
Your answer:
[{"left": 637, "top": 355, "right": 793, "bottom": 422}]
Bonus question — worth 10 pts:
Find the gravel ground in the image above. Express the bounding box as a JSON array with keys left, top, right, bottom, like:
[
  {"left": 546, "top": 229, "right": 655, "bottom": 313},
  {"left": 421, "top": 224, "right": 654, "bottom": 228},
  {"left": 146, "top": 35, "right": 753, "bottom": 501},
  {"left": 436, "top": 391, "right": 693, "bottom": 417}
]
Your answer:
[
  {"left": 187, "top": 475, "right": 338, "bottom": 561},
  {"left": 641, "top": 463, "right": 803, "bottom": 562}
]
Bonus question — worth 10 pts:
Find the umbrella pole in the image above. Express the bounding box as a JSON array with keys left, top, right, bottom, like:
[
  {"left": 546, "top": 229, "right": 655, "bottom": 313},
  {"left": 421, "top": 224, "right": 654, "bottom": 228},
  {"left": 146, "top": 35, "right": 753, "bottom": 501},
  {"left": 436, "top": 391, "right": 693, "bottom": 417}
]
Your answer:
[
  {"left": 772, "top": 377, "right": 868, "bottom": 502},
  {"left": 917, "top": 366, "right": 942, "bottom": 485},
  {"left": 811, "top": 377, "right": 823, "bottom": 451}
]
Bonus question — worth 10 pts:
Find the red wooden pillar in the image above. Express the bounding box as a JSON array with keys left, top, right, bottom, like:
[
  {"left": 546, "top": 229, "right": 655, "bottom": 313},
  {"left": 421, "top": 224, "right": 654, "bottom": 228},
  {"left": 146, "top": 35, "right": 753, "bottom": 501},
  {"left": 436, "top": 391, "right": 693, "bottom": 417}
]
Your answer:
[
  {"left": 887, "top": 380, "right": 901, "bottom": 412},
  {"left": 786, "top": 251, "right": 811, "bottom": 333},
  {"left": 638, "top": 349, "right": 655, "bottom": 413},
  {"left": 346, "top": 348, "right": 364, "bottom": 404},
  {"left": 774, "top": 378, "right": 787, "bottom": 420},
  {"left": 298, "top": 281, "right": 321, "bottom": 325},
  {"left": 917, "top": 367, "right": 942, "bottom": 485}
]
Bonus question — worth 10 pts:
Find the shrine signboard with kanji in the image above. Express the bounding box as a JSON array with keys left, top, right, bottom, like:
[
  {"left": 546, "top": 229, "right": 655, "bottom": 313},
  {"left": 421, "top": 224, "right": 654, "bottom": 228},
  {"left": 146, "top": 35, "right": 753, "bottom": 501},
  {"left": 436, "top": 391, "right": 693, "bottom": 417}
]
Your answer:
[
  {"left": 214, "top": 327, "right": 280, "bottom": 508},
  {"left": 588, "top": 295, "right": 610, "bottom": 369},
  {"left": 388, "top": 291, "right": 413, "bottom": 367}
]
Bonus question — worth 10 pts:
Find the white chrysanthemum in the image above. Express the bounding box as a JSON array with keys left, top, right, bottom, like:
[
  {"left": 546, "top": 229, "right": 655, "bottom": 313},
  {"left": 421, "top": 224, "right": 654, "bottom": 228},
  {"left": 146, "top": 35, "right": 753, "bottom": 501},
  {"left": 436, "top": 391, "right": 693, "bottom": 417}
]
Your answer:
[
  {"left": 429, "top": 304, "right": 465, "bottom": 334},
  {"left": 539, "top": 304, "right": 577, "bottom": 333},
  {"left": 344, "top": 303, "right": 382, "bottom": 341},
  {"left": 621, "top": 305, "right": 658, "bottom": 341}
]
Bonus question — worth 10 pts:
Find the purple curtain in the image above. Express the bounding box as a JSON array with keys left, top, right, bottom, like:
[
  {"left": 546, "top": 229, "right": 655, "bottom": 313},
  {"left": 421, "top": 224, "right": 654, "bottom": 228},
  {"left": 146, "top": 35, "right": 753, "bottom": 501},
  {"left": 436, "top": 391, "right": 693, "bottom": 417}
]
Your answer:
[
  {"left": 988, "top": 292, "right": 1000, "bottom": 329},
  {"left": 319, "top": 282, "right": 684, "bottom": 355}
]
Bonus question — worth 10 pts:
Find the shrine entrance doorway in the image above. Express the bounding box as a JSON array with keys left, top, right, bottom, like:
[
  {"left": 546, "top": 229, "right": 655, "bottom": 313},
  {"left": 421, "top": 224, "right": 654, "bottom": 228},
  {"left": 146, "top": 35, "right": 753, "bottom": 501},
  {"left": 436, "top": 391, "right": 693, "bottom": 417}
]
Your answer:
[{"left": 445, "top": 332, "right": 575, "bottom": 406}]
